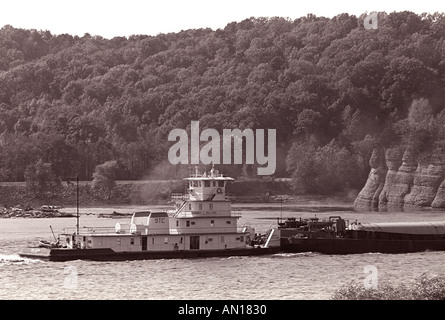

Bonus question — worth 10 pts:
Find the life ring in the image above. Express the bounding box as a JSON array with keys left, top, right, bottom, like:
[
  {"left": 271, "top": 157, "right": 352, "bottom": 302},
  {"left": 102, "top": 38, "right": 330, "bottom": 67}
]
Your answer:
[{"left": 216, "top": 188, "right": 223, "bottom": 194}]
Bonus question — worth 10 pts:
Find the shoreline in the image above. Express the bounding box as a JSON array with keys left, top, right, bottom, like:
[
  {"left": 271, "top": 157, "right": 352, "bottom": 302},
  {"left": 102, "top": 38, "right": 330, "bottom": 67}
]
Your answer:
[{"left": 3, "top": 200, "right": 445, "bottom": 219}]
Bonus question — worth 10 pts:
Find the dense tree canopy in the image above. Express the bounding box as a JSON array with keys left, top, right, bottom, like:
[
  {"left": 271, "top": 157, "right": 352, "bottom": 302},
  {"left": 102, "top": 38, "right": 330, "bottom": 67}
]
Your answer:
[{"left": 0, "top": 12, "right": 444, "bottom": 194}]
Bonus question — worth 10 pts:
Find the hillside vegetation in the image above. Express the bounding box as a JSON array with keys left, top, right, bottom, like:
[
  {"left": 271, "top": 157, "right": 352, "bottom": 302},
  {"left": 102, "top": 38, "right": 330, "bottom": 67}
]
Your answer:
[{"left": 1, "top": 12, "right": 444, "bottom": 196}]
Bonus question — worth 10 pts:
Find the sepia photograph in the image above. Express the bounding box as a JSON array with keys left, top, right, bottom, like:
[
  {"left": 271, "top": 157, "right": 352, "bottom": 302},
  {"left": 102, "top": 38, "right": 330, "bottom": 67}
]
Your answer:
[{"left": 0, "top": 0, "right": 444, "bottom": 308}]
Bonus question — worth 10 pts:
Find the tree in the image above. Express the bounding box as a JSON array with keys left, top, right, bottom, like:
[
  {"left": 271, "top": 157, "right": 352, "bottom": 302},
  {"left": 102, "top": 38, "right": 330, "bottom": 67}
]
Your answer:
[
  {"left": 312, "top": 140, "right": 362, "bottom": 194},
  {"left": 92, "top": 160, "right": 119, "bottom": 198},
  {"left": 393, "top": 98, "right": 439, "bottom": 162},
  {"left": 286, "top": 136, "right": 318, "bottom": 194},
  {"left": 287, "top": 138, "right": 362, "bottom": 194},
  {"left": 24, "top": 159, "right": 60, "bottom": 195}
]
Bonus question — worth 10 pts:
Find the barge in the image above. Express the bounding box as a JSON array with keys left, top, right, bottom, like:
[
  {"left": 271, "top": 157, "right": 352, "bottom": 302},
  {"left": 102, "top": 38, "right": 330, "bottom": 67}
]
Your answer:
[
  {"left": 20, "top": 167, "right": 280, "bottom": 262},
  {"left": 279, "top": 216, "right": 445, "bottom": 254}
]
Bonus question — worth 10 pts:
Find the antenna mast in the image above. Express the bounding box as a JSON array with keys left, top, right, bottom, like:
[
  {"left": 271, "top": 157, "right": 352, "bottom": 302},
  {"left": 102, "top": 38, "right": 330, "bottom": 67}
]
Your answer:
[{"left": 76, "top": 176, "right": 79, "bottom": 236}]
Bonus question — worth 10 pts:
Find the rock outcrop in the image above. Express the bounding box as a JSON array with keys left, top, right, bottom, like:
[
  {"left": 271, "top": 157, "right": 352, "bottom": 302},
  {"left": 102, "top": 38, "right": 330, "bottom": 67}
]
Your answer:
[
  {"left": 379, "top": 148, "right": 417, "bottom": 209},
  {"left": 432, "top": 180, "right": 445, "bottom": 208},
  {"left": 354, "top": 145, "right": 445, "bottom": 211},
  {"left": 353, "top": 148, "right": 387, "bottom": 209}
]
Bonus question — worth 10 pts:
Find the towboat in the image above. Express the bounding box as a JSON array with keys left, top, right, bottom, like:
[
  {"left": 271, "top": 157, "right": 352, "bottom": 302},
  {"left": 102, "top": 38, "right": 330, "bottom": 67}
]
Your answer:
[
  {"left": 20, "top": 168, "right": 280, "bottom": 261},
  {"left": 279, "top": 216, "right": 445, "bottom": 254}
]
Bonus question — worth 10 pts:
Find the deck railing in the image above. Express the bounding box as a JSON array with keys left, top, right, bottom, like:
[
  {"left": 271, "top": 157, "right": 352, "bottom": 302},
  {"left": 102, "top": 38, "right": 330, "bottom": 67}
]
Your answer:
[
  {"left": 171, "top": 193, "right": 189, "bottom": 201},
  {"left": 188, "top": 172, "right": 225, "bottom": 178},
  {"left": 171, "top": 193, "right": 235, "bottom": 201},
  {"left": 62, "top": 226, "right": 118, "bottom": 235},
  {"left": 171, "top": 209, "right": 242, "bottom": 218},
  {"left": 61, "top": 224, "right": 249, "bottom": 236}
]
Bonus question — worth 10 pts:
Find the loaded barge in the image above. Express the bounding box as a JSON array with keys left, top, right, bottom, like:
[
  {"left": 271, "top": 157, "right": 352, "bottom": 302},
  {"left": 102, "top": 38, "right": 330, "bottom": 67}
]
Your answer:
[
  {"left": 279, "top": 216, "right": 445, "bottom": 254},
  {"left": 19, "top": 168, "right": 280, "bottom": 262}
]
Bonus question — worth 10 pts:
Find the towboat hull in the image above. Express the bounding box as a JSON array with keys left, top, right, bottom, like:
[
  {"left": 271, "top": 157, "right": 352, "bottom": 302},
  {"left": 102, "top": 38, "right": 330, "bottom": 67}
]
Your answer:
[{"left": 19, "top": 246, "right": 280, "bottom": 262}]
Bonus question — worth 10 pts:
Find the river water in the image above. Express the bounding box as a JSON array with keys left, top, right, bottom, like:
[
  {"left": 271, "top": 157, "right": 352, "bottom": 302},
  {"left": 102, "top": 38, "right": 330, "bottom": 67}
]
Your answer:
[{"left": 0, "top": 203, "right": 444, "bottom": 300}]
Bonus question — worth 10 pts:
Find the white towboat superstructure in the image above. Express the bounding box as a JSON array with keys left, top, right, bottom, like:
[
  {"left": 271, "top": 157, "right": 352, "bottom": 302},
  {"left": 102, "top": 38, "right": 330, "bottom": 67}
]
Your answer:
[{"left": 20, "top": 167, "right": 280, "bottom": 261}]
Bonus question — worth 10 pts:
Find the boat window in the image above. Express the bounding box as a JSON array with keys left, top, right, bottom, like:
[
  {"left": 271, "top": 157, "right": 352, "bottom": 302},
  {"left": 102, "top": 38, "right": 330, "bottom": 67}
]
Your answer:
[
  {"left": 210, "top": 220, "right": 214, "bottom": 226},
  {"left": 199, "top": 203, "right": 203, "bottom": 210},
  {"left": 218, "top": 181, "right": 224, "bottom": 187},
  {"left": 176, "top": 220, "right": 179, "bottom": 227},
  {"left": 164, "top": 237, "right": 168, "bottom": 244},
  {"left": 213, "top": 181, "right": 216, "bottom": 187},
  {"left": 186, "top": 221, "right": 190, "bottom": 227},
  {"left": 209, "top": 203, "right": 213, "bottom": 210},
  {"left": 204, "top": 181, "right": 210, "bottom": 187},
  {"left": 240, "top": 236, "right": 244, "bottom": 242},
  {"left": 191, "top": 221, "right": 195, "bottom": 225},
  {"left": 188, "top": 204, "right": 192, "bottom": 210},
  {"left": 226, "top": 221, "right": 231, "bottom": 224},
  {"left": 131, "top": 238, "right": 134, "bottom": 245},
  {"left": 117, "top": 238, "right": 121, "bottom": 245}
]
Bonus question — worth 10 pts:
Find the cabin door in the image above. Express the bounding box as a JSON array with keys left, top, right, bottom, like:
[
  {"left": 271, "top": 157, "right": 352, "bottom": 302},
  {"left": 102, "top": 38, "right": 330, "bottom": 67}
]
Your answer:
[
  {"left": 141, "top": 236, "right": 147, "bottom": 250},
  {"left": 190, "top": 236, "right": 200, "bottom": 250}
]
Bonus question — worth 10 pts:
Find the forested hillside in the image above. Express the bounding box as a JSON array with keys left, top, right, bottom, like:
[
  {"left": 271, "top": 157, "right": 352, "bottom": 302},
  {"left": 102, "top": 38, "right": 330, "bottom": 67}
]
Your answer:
[{"left": 1, "top": 11, "right": 444, "bottom": 195}]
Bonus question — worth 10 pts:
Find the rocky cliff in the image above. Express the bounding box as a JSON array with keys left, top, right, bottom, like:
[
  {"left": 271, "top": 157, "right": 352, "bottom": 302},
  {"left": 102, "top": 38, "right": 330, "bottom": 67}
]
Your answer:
[{"left": 354, "top": 145, "right": 445, "bottom": 211}]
